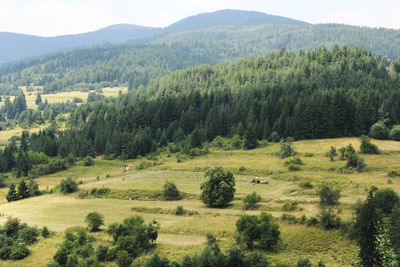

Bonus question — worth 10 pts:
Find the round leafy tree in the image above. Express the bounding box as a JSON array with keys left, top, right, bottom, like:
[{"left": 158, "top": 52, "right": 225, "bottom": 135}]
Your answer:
[
  {"left": 85, "top": 212, "right": 104, "bottom": 232},
  {"left": 236, "top": 212, "right": 280, "bottom": 250},
  {"left": 369, "top": 122, "right": 389, "bottom": 140},
  {"left": 162, "top": 181, "right": 181, "bottom": 200},
  {"left": 390, "top": 125, "right": 400, "bottom": 141},
  {"left": 374, "top": 188, "right": 400, "bottom": 216},
  {"left": 200, "top": 167, "right": 235, "bottom": 207}
]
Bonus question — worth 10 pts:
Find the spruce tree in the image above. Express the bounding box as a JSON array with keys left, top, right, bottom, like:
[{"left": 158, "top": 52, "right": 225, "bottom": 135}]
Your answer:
[
  {"left": 18, "top": 180, "right": 30, "bottom": 199},
  {"left": 6, "top": 184, "right": 20, "bottom": 202},
  {"left": 355, "top": 190, "right": 379, "bottom": 266},
  {"left": 35, "top": 93, "right": 42, "bottom": 105}
]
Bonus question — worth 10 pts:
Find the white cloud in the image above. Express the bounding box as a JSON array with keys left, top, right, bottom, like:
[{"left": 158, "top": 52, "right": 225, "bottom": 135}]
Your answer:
[
  {"left": 324, "top": 8, "right": 400, "bottom": 29},
  {"left": 0, "top": 0, "right": 400, "bottom": 36}
]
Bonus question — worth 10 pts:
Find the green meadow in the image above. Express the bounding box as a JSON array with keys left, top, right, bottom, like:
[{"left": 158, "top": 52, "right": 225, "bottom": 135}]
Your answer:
[{"left": 2, "top": 137, "right": 400, "bottom": 266}]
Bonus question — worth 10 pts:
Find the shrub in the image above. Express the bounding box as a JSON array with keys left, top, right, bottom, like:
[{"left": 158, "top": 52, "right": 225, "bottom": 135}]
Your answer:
[
  {"left": 269, "top": 131, "right": 280, "bottom": 142},
  {"left": 85, "top": 212, "right": 104, "bottom": 232},
  {"left": 78, "top": 243, "right": 94, "bottom": 259},
  {"left": 53, "top": 244, "right": 69, "bottom": 265},
  {"left": 284, "top": 156, "right": 303, "bottom": 166},
  {"left": 145, "top": 253, "right": 170, "bottom": 267},
  {"left": 326, "top": 146, "right": 337, "bottom": 161},
  {"left": 9, "top": 242, "right": 29, "bottom": 260},
  {"left": 317, "top": 183, "right": 341, "bottom": 206},
  {"left": 288, "top": 163, "right": 301, "bottom": 171},
  {"left": 374, "top": 188, "right": 400, "bottom": 216},
  {"left": 59, "top": 177, "right": 78, "bottom": 194},
  {"left": 236, "top": 212, "right": 280, "bottom": 250},
  {"left": 243, "top": 192, "right": 262, "bottom": 210},
  {"left": 278, "top": 138, "right": 295, "bottom": 158},
  {"left": 17, "top": 226, "right": 39, "bottom": 245},
  {"left": 116, "top": 250, "right": 132, "bottom": 267},
  {"left": 338, "top": 147, "right": 346, "bottom": 160},
  {"left": 359, "top": 135, "right": 380, "bottom": 154},
  {"left": 175, "top": 205, "right": 185, "bottom": 215},
  {"left": 200, "top": 167, "right": 235, "bottom": 207},
  {"left": 304, "top": 152, "right": 314, "bottom": 157},
  {"left": 299, "top": 180, "right": 313, "bottom": 189},
  {"left": 390, "top": 125, "right": 400, "bottom": 141},
  {"left": 244, "top": 251, "right": 270, "bottom": 267},
  {"left": 163, "top": 181, "right": 181, "bottom": 200},
  {"left": 318, "top": 208, "right": 341, "bottom": 230},
  {"left": 282, "top": 201, "right": 298, "bottom": 211},
  {"left": 388, "top": 170, "right": 400, "bottom": 178},
  {"left": 96, "top": 245, "right": 109, "bottom": 262},
  {"left": 42, "top": 226, "right": 50, "bottom": 238},
  {"left": 370, "top": 121, "right": 389, "bottom": 140},
  {"left": 83, "top": 156, "right": 94, "bottom": 166}
]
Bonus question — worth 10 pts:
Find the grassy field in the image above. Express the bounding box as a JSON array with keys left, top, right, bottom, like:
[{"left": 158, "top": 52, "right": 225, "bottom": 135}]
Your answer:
[
  {"left": 0, "top": 86, "right": 128, "bottom": 109},
  {"left": 2, "top": 137, "right": 399, "bottom": 266}
]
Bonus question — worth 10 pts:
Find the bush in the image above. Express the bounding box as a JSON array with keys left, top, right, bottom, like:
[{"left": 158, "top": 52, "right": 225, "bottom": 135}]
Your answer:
[
  {"left": 83, "top": 156, "right": 94, "bottom": 166},
  {"left": 85, "top": 212, "right": 104, "bottom": 232},
  {"left": 282, "top": 201, "right": 298, "bottom": 211},
  {"left": 42, "top": 226, "right": 50, "bottom": 238},
  {"left": 59, "top": 177, "right": 78, "bottom": 194},
  {"left": 145, "top": 253, "right": 170, "bottom": 267},
  {"left": 163, "top": 181, "right": 181, "bottom": 200},
  {"left": 288, "top": 163, "right": 301, "bottom": 171},
  {"left": 359, "top": 135, "right": 380, "bottom": 154},
  {"left": 9, "top": 242, "right": 29, "bottom": 260},
  {"left": 299, "top": 180, "right": 313, "bottom": 189},
  {"left": 269, "top": 131, "right": 280, "bottom": 142},
  {"left": 243, "top": 192, "right": 262, "bottom": 210},
  {"left": 200, "top": 167, "right": 235, "bottom": 207},
  {"left": 17, "top": 226, "right": 39, "bottom": 245},
  {"left": 370, "top": 121, "right": 389, "bottom": 140},
  {"left": 388, "top": 170, "right": 400, "bottom": 178},
  {"left": 284, "top": 156, "right": 303, "bottom": 166},
  {"left": 175, "top": 205, "right": 185, "bottom": 215},
  {"left": 236, "top": 212, "right": 280, "bottom": 250},
  {"left": 96, "top": 245, "right": 109, "bottom": 262},
  {"left": 278, "top": 138, "right": 295, "bottom": 158},
  {"left": 116, "top": 250, "right": 132, "bottom": 267},
  {"left": 317, "top": 183, "right": 341, "bottom": 206},
  {"left": 374, "top": 188, "right": 400, "bottom": 216},
  {"left": 390, "top": 125, "right": 400, "bottom": 141},
  {"left": 304, "top": 152, "right": 314, "bottom": 157},
  {"left": 318, "top": 208, "right": 341, "bottom": 230}
]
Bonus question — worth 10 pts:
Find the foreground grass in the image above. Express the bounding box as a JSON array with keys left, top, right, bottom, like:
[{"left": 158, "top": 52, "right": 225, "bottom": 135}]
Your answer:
[{"left": 0, "top": 137, "right": 399, "bottom": 266}]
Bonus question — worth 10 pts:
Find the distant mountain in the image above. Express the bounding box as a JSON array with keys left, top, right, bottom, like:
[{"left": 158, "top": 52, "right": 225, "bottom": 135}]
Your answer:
[
  {"left": 0, "top": 24, "right": 160, "bottom": 63},
  {"left": 163, "top": 9, "right": 307, "bottom": 33},
  {"left": 0, "top": 9, "right": 307, "bottom": 63}
]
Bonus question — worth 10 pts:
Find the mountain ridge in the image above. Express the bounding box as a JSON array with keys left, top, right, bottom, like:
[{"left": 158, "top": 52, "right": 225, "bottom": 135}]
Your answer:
[{"left": 0, "top": 9, "right": 307, "bottom": 63}]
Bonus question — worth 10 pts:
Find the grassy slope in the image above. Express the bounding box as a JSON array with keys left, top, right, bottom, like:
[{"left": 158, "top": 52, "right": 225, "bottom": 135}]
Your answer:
[
  {"left": 0, "top": 86, "right": 127, "bottom": 109},
  {"left": 2, "top": 137, "right": 400, "bottom": 266}
]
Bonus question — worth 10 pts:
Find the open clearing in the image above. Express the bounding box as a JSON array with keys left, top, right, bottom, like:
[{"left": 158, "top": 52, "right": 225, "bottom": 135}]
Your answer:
[{"left": 2, "top": 137, "right": 400, "bottom": 266}]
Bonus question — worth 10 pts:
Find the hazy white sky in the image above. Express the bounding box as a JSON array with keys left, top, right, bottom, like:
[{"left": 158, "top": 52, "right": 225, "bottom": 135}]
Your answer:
[{"left": 0, "top": 0, "right": 399, "bottom": 36}]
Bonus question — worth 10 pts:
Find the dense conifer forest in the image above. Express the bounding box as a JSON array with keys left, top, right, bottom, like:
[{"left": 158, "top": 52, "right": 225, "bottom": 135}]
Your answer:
[{"left": 2, "top": 45, "right": 398, "bottom": 168}]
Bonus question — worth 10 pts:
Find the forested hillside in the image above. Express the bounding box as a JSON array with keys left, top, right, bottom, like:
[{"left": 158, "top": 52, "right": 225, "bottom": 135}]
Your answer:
[
  {"left": 1, "top": 22, "right": 400, "bottom": 95},
  {"left": 7, "top": 46, "right": 400, "bottom": 166},
  {"left": 0, "top": 9, "right": 305, "bottom": 64}
]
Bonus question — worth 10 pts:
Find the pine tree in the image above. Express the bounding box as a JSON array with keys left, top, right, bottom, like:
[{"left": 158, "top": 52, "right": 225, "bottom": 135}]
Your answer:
[
  {"left": 244, "top": 124, "right": 258, "bottom": 150},
  {"left": 355, "top": 190, "right": 379, "bottom": 266},
  {"left": 35, "top": 93, "right": 42, "bottom": 105},
  {"left": 6, "top": 184, "right": 20, "bottom": 202},
  {"left": 18, "top": 180, "right": 30, "bottom": 199}
]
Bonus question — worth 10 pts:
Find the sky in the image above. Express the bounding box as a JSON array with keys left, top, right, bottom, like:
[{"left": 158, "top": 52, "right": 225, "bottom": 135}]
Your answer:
[{"left": 0, "top": 0, "right": 399, "bottom": 36}]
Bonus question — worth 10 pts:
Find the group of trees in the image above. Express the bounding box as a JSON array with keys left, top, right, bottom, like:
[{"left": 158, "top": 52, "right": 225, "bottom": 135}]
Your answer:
[
  {"left": 0, "top": 217, "right": 49, "bottom": 260},
  {"left": 49, "top": 214, "right": 159, "bottom": 267},
  {"left": 0, "top": 130, "right": 75, "bottom": 177},
  {"left": 1, "top": 47, "right": 400, "bottom": 165},
  {"left": 353, "top": 188, "right": 400, "bottom": 266},
  {"left": 6, "top": 179, "right": 40, "bottom": 202}
]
